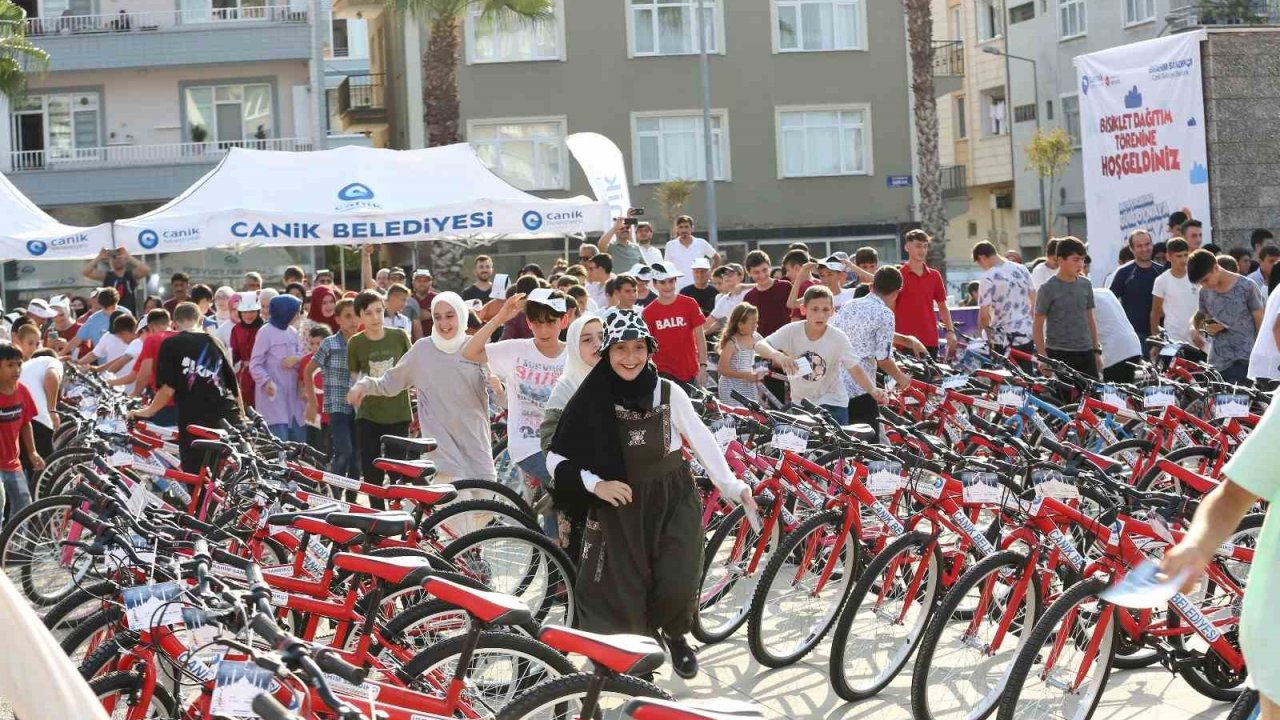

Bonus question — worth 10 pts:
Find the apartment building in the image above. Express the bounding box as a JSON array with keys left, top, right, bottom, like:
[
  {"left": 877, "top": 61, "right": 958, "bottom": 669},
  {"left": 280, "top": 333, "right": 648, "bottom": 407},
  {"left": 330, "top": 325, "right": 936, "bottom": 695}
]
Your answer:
[
  {"left": 932, "top": 0, "right": 1019, "bottom": 271},
  {"left": 341, "top": 0, "right": 920, "bottom": 266}
]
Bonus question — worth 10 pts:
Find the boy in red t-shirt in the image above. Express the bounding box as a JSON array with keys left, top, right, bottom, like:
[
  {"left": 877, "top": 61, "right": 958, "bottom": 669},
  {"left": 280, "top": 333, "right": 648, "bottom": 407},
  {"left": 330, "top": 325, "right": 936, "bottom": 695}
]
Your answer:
[
  {"left": 641, "top": 262, "right": 708, "bottom": 384},
  {"left": 0, "top": 341, "right": 40, "bottom": 522}
]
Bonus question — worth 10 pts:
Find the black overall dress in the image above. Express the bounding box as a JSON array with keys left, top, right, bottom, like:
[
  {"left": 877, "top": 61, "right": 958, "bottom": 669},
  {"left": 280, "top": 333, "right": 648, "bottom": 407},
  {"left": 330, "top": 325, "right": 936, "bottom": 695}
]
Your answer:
[{"left": 576, "top": 380, "right": 704, "bottom": 638}]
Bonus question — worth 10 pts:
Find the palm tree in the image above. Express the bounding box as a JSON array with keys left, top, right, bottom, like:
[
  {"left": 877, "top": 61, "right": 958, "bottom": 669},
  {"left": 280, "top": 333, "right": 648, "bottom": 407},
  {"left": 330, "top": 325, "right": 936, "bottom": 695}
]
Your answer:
[
  {"left": 903, "top": 0, "right": 948, "bottom": 273},
  {"left": 0, "top": 0, "right": 49, "bottom": 100},
  {"left": 388, "top": 0, "right": 553, "bottom": 287}
]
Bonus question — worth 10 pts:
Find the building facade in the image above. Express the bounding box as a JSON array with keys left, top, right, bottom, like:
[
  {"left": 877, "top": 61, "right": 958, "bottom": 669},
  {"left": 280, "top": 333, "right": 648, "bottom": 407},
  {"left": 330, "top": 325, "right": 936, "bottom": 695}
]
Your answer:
[{"left": 365, "top": 0, "right": 920, "bottom": 268}]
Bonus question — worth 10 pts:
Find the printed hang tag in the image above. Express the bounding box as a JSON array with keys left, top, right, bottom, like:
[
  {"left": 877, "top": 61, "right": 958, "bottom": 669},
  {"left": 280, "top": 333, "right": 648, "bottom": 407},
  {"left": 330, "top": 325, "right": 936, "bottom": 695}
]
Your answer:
[
  {"left": 181, "top": 607, "right": 222, "bottom": 652},
  {"left": 1212, "top": 394, "right": 1250, "bottom": 419},
  {"left": 1149, "top": 514, "right": 1176, "bottom": 544},
  {"left": 122, "top": 581, "right": 185, "bottom": 629},
  {"left": 1142, "top": 385, "right": 1177, "bottom": 409},
  {"left": 210, "top": 661, "right": 279, "bottom": 718},
  {"left": 1031, "top": 469, "right": 1079, "bottom": 500},
  {"left": 941, "top": 374, "right": 969, "bottom": 390},
  {"left": 997, "top": 385, "right": 1027, "bottom": 408},
  {"left": 126, "top": 483, "right": 152, "bottom": 516},
  {"left": 107, "top": 450, "right": 133, "bottom": 468},
  {"left": 866, "top": 460, "right": 904, "bottom": 496},
  {"left": 790, "top": 356, "right": 813, "bottom": 379},
  {"left": 1097, "top": 384, "right": 1126, "bottom": 410},
  {"left": 914, "top": 472, "right": 947, "bottom": 500},
  {"left": 771, "top": 424, "right": 810, "bottom": 453},
  {"left": 131, "top": 453, "right": 166, "bottom": 477},
  {"left": 322, "top": 472, "right": 362, "bottom": 492},
  {"left": 961, "top": 471, "right": 1001, "bottom": 504},
  {"left": 323, "top": 673, "right": 382, "bottom": 700},
  {"left": 709, "top": 417, "right": 737, "bottom": 449}
]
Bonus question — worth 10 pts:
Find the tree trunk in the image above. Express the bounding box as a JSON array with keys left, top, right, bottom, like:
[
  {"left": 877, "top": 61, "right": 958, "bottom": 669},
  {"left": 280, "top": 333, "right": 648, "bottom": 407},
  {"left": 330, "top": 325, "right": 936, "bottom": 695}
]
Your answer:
[
  {"left": 904, "top": 0, "right": 948, "bottom": 274},
  {"left": 423, "top": 14, "right": 467, "bottom": 290}
]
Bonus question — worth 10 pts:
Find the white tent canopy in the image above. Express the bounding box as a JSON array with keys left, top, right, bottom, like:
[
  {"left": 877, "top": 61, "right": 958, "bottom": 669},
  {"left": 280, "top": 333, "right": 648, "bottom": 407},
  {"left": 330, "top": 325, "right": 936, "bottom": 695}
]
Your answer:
[
  {"left": 0, "top": 172, "right": 113, "bottom": 261},
  {"left": 114, "top": 144, "right": 611, "bottom": 254}
]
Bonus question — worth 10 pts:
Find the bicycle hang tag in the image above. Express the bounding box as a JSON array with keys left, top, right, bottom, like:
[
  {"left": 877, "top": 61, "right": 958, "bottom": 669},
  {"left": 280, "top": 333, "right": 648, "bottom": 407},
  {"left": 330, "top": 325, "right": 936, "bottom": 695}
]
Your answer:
[
  {"left": 1031, "top": 469, "right": 1079, "bottom": 500},
  {"left": 1213, "top": 393, "right": 1250, "bottom": 419},
  {"left": 709, "top": 417, "right": 737, "bottom": 449},
  {"left": 960, "top": 471, "right": 1001, "bottom": 504},
  {"left": 210, "top": 660, "right": 280, "bottom": 718},
  {"left": 914, "top": 471, "right": 947, "bottom": 500},
  {"left": 121, "top": 581, "right": 185, "bottom": 629},
  {"left": 321, "top": 471, "right": 362, "bottom": 492},
  {"left": 941, "top": 374, "right": 970, "bottom": 390},
  {"left": 771, "top": 424, "right": 810, "bottom": 453},
  {"left": 126, "top": 482, "right": 152, "bottom": 516},
  {"left": 866, "top": 460, "right": 904, "bottom": 496},
  {"left": 107, "top": 449, "right": 133, "bottom": 468},
  {"left": 1097, "top": 384, "right": 1126, "bottom": 409},
  {"left": 997, "top": 385, "right": 1027, "bottom": 408},
  {"left": 323, "top": 673, "right": 382, "bottom": 700},
  {"left": 1150, "top": 514, "right": 1176, "bottom": 544},
  {"left": 181, "top": 607, "right": 222, "bottom": 653},
  {"left": 1142, "top": 385, "right": 1177, "bottom": 409}
]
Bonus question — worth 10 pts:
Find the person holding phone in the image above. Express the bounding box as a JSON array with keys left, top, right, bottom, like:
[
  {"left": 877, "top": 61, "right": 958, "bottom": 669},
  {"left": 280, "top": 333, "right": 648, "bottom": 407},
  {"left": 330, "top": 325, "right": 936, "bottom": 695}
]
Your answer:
[{"left": 1188, "top": 248, "right": 1264, "bottom": 382}]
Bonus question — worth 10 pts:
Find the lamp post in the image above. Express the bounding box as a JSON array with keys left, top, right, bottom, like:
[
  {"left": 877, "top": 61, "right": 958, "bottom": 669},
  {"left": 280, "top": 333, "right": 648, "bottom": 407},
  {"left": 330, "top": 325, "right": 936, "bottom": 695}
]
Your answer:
[{"left": 983, "top": 45, "right": 1048, "bottom": 250}]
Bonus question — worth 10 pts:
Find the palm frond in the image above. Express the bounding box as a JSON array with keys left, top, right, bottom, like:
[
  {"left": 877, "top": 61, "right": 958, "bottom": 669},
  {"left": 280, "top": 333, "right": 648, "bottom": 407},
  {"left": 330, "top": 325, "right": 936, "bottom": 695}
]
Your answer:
[
  {"left": 0, "top": 0, "right": 49, "bottom": 101},
  {"left": 475, "top": 0, "right": 553, "bottom": 24}
]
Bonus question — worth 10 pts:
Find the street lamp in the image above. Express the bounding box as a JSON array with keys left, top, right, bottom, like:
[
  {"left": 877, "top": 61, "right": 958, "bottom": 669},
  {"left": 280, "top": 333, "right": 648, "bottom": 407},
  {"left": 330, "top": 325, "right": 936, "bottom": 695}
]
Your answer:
[{"left": 982, "top": 45, "right": 1049, "bottom": 251}]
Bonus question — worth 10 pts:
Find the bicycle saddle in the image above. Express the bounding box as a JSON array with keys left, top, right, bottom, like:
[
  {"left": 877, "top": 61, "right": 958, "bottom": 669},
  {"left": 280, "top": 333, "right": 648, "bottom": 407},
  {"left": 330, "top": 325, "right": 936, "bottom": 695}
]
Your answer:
[{"left": 326, "top": 511, "right": 416, "bottom": 538}]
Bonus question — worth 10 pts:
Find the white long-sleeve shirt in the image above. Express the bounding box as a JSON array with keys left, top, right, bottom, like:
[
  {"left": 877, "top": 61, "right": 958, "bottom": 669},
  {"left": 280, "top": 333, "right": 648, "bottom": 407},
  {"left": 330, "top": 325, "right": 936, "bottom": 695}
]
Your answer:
[{"left": 546, "top": 380, "right": 749, "bottom": 501}]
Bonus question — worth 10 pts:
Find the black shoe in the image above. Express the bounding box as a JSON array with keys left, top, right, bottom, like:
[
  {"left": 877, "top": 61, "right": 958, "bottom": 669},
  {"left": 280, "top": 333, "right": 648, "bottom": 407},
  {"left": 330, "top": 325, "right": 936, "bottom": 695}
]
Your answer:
[{"left": 666, "top": 634, "right": 699, "bottom": 679}]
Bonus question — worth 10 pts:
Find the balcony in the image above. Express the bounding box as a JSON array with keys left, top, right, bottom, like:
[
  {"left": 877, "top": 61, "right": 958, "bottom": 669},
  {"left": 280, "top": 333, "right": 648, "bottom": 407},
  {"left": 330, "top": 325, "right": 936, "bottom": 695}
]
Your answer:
[
  {"left": 25, "top": 6, "right": 311, "bottom": 71},
  {"left": 932, "top": 40, "right": 964, "bottom": 97},
  {"left": 337, "top": 73, "right": 387, "bottom": 129},
  {"left": 5, "top": 137, "right": 314, "bottom": 206},
  {"left": 941, "top": 164, "right": 968, "bottom": 200}
]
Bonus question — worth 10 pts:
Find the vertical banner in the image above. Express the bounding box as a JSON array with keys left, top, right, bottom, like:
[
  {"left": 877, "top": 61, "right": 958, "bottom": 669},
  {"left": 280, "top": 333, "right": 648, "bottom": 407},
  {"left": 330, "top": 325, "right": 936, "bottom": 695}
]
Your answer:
[
  {"left": 1076, "top": 30, "right": 1209, "bottom": 285},
  {"left": 566, "top": 132, "right": 632, "bottom": 232}
]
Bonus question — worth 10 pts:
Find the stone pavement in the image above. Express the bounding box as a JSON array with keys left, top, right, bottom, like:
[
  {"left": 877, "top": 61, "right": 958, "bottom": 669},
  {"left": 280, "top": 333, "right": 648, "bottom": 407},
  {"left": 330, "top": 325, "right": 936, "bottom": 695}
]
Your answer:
[{"left": 655, "top": 634, "right": 1229, "bottom": 720}]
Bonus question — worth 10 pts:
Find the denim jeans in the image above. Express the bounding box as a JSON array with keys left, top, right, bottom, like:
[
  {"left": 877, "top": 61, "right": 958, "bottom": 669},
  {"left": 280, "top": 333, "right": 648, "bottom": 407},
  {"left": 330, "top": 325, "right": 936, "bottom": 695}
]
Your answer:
[
  {"left": 821, "top": 404, "right": 850, "bottom": 425},
  {"left": 327, "top": 412, "right": 360, "bottom": 481},
  {"left": 1, "top": 469, "right": 30, "bottom": 525},
  {"left": 269, "top": 421, "right": 307, "bottom": 443}
]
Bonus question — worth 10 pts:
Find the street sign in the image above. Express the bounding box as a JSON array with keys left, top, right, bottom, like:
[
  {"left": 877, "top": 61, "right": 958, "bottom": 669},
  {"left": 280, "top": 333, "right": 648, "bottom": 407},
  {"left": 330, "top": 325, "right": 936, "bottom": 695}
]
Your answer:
[{"left": 886, "top": 175, "right": 913, "bottom": 188}]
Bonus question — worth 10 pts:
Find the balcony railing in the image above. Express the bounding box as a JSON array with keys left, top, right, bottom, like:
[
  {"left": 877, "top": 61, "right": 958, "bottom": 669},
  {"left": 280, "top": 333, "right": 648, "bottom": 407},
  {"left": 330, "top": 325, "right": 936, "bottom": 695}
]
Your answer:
[
  {"left": 24, "top": 5, "right": 307, "bottom": 37},
  {"left": 933, "top": 39, "right": 964, "bottom": 77},
  {"left": 1167, "top": 0, "right": 1280, "bottom": 29},
  {"left": 338, "top": 73, "right": 386, "bottom": 121},
  {"left": 941, "top": 164, "right": 968, "bottom": 199},
  {"left": 8, "top": 137, "right": 315, "bottom": 172}
]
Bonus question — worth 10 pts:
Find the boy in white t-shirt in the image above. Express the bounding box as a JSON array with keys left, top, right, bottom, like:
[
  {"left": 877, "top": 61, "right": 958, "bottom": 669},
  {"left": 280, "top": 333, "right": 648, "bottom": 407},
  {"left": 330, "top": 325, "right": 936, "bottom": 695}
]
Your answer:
[
  {"left": 80, "top": 313, "right": 138, "bottom": 373},
  {"left": 753, "top": 286, "right": 859, "bottom": 424},
  {"left": 1151, "top": 237, "right": 1199, "bottom": 345}
]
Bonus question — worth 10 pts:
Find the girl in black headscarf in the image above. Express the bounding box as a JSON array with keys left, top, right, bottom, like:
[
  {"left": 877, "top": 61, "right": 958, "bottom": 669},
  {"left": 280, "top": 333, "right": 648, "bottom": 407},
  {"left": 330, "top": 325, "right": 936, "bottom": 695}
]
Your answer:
[{"left": 547, "top": 310, "right": 756, "bottom": 679}]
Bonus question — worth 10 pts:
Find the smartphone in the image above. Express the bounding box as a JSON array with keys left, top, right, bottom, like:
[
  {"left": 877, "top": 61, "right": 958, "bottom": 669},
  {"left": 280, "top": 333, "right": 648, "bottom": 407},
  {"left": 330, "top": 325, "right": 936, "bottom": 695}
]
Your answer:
[{"left": 744, "top": 503, "right": 763, "bottom": 534}]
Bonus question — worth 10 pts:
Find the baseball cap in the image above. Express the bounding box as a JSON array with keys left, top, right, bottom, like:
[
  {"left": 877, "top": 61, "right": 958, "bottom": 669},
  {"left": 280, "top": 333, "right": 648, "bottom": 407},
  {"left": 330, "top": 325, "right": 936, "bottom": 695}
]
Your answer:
[
  {"left": 691, "top": 257, "right": 712, "bottom": 271},
  {"left": 26, "top": 299, "right": 56, "bottom": 319},
  {"left": 48, "top": 295, "right": 71, "bottom": 315},
  {"left": 236, "top": 291, "right": 262, "bottom": 313},
  {"left": 526, "top": 288, "right": 567, "bottom": 313},
  {"left": 819, "top": 254, "right": 848, "bottom": 271},
  {"left": 413, "top": 268, "right": 432, "bottom": 278},
  {"left": 649, "top": 262, "right": 684, "bottom": 281},
  {"left": 626, "top": 263, "right": 654, "bottom": 279}
]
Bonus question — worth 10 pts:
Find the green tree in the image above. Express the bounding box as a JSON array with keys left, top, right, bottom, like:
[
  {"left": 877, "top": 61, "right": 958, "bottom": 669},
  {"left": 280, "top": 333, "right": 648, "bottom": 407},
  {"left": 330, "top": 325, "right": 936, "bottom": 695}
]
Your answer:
[
  {"left": 0, "top": 0, "right": 49, "bottom": 100},
  {"left": 387, "top": 0, "right": 553, "bottom": 289},
  {"left": 653, "top": 179, "right": 696, "bottom": 233},
  {"left": 1025, "top": 127, "right": 1075, "bottom": 245},
  {"left": 1197, "top": 0, "right": 1270, "bottom": 24}
]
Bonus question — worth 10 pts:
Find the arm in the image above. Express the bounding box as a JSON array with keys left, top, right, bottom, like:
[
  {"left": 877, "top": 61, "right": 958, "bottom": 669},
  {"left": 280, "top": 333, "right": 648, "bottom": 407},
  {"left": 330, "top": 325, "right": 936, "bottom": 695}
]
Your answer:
[
  {"left": 351, "top": 340, "right": 421, "bottom": 401},
  {"left": 462, "top": 293, "right": 524, "bottom": 363},
  {"left": 81, "top": 249, "right": 108, "bottom": 282},
  {"left": 892, "top": 332, "right": 927, "bottom": 356},
  {"left": 1150, "top": 295, "right": 1165, "bottom": 338},
  {"left": 20, "top": 424, "right": 40, "bottom": 469},
  {"left": 1087, "top": 310, "right": 1102, "bottom": 367},
  {"left": 670, "top": 384, "right": 752, "bottom": 503},
  {"left": 1033, "top": 313, "right": 1047, "bottom": 358},
  {"left": 785, "top": 263, "right": 817, "bottom": 310},
  {"left": 100, "top": 351, "right": 134, "bottom": 375},
  {"left": 248, "top": 331, "right": 271, "bottom": 387},
  {"left": 877, "top": 356, "right": 911, "bottom": 389},
  {"left": 753, "top": 336, "right": 798, "bottom": 375},
  {"left": 43, "top": 369, "right": 61, "bottom": 431},
  {"left": 694, "top": 323, "right": 708, "bottom": 368},
  {"left": 131, "top": 385, "right": 175, "bottom": 419},
  {"left": 598, "top": 215, "right": 624, "bottom": 252},
  {"left": 360, "top": 244, "right": 375, "bottom": 290},
  {"left": 121, "top": 249, "right": 150, "bottom": 280},
  {"left": 303, "top": 356, "right": 320, "bottom": 422},
  {"left": 108, "top": 369, "right": 137, "bottom": 388},
  {"left": 1158, "top": 479, "right": 1258, "bottom": 589}
]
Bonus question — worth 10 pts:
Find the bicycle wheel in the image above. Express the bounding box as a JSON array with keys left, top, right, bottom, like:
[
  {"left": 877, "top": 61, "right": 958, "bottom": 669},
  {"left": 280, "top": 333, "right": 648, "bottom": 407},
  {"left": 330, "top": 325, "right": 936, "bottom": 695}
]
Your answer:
[
  {"left": 746, "top": 508, "right": 860, "bottom": 668},
  {"left": 1135, "top": 445, "right": 1225, "bottom": 494},
  {"left": 41, "top": 579, "right": 118, "bottom": 633},
  {"left": 451, "top": 478, "right": 538, "bottom": 520},
  {"left": 692, "top": 504, "right": 776, "bottom": 645},
  {"left": 0, "top": 494, "right": 97, "bottom": 606},
  {"left": 911, "top": 549, "right": 1041, "bottom": 720},
  {"left": 62, "top": 605, "right": 123, "bottom": 676},
  {"left": 420, "top": 498, "right": 540, "bottom": 542},
  {"left": 1227, "top": 689, "right": 1259, "bottom": 720},
  {"left": 90, "top": 671, "right": 177, "bottom": 719},
  {"left": 494, "top": 672, "right": 670, "bottom": 720},
  {"left": 441, "top": 526, "right": 576, "bottom": 628},
  {"left": 33, "top": 448, "right": 94, "bottom": 500},
  {"left": 399, "top": 630, "right": 578, "bottom": 717},
  {"left": 1096, "top": 438, "right": 1153, "bottom": 483},
  {"left": 996, "top": 577, "right": 1116, "bottom": 720},
  {"left": 829, "top": 530, "right": 941, "bottom": 701}
]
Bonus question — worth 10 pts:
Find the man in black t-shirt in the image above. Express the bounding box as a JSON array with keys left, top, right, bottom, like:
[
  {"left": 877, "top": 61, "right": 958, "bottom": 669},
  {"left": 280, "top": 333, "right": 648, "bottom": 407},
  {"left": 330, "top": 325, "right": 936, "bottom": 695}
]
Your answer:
[
  {"left": 679, "top": 257, "right": 718, "bottom": 316},
  {"left": 129, "top": 302, "right": 241, "bottom": 472},
  {"left": 82, "top": 247, "right": 150, "bottom": 314},
  {"left": 461, "top": 255, "right": 495, "bottom": 304}
]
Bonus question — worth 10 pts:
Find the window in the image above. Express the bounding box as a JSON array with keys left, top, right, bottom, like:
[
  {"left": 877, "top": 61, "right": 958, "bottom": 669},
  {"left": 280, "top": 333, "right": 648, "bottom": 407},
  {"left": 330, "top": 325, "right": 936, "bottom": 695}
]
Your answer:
[
  {"left": 184, "top": 83, "right": 273, "bottom": 144},
  {"left": 1013, "top": 103, "right": 1037, "bottom": 123},
  {"left": 976, "top": 0, "right": 1002, "bottom": 41},
  {"left": 10, "top": 91, "right": 101, "bottom": 165},
  {"left": 1046, "top": 99, "right": 1054, "bottom": 120},
  {"left": 773, "top": 0, "right": 865, "bottom": 52},
  {"left": 776, "top": 105, "right": 871, "bottom": 178},
  {"left": 629, "top": 0, "right": 721, "bottom": 56},
  {"left": 956, "top": 96, "right": 967, "bottom": 139},
  {"left": 1059, "top": 0, "right": 1085, "bottom": 39},
  {"left": 632, "top": 111, "right": 729, "bottom": 183},
  {"left": 1062, "top": 94, "right": 1081, "bottom": 146},
  {"left": 1124, "top": 0, "right": 1155, "bottom": 25},
  {"left": 1020, "top": 209, "right": 1042, "bottom": 227},
  {"left": 466, "top": 0, "right": 563, "bottom": 63},
  {"left": 1009, "top": 3, "right": 1036, "bottom": 24},
  {"left": 468, "top": 117, "right": 568, "bottom": 191}
]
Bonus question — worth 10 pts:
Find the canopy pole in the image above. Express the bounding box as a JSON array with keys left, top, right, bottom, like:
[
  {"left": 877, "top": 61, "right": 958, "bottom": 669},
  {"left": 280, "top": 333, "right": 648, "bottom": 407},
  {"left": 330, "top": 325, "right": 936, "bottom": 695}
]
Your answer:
[
  {"left": 412, "top": 241, "right": 419, "bottom": 270},
  {"left": 309, "top": 246, "right": 318, "bottom": 281},
  {"left": 563, "top": 235, "right": 569, "bottom": 264},
  {"left": 339, "top": 249, "right": 346, "bottom": 290},
  {"left": 1, "top": 262, "right": 8, "bottom": 311}
]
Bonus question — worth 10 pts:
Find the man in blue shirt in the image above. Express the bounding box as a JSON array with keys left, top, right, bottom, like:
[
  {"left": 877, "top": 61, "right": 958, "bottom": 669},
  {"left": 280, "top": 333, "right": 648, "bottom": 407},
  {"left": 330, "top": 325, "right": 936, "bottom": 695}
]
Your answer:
[
  {"left": 72, "top": 287, "right": 120, "bottom": 352},
  {"left": 1109, "top": 229, "right": 1165, "bottom": 347}
]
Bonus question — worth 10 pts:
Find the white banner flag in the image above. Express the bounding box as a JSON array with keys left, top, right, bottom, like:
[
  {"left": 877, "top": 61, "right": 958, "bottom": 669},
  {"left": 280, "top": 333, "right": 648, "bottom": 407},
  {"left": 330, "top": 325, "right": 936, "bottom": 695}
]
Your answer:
[
  {"left": 1076, "top": 31, "right": 1210, "bottom": 285},
  {"left": 566, "top": 132, "right": 632, "bottom": 232}
]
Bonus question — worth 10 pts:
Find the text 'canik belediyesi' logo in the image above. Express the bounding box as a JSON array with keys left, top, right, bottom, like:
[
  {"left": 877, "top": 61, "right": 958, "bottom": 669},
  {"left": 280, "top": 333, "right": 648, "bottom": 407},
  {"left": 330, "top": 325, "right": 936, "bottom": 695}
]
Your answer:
[{"left": 336, "top": 182, "right": 380, "bottom": 212}]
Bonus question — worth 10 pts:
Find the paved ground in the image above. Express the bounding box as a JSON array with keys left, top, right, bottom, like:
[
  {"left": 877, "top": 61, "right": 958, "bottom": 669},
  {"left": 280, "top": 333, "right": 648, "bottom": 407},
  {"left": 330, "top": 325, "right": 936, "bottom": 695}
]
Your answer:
[{"left": 656, "top": 633, "right": 1230, "bottom": 720}]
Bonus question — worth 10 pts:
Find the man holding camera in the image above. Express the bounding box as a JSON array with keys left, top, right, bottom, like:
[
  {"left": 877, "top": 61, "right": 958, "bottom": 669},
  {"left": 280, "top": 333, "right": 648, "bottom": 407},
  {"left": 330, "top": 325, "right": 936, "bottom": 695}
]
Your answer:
[
  {"left": 82, "top": 247, "right": 150, "bottom": 314},
  {"left": 598, "top": 209, "right": 646, "bottom": 272}
]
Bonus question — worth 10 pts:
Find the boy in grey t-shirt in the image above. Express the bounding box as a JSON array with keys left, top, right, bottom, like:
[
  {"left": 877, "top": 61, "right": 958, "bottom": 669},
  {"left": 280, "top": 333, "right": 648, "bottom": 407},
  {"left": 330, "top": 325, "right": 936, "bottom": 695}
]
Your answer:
[{"left": 1033, "top": 237, "right": 1101, "bottom": 379}]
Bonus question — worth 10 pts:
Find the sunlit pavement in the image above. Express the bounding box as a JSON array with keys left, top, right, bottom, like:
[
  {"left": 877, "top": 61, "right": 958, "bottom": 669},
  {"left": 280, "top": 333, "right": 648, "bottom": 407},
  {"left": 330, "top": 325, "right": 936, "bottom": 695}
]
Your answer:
[{"left": 658, "top": 634, "right": 1227, "bottom": 720}]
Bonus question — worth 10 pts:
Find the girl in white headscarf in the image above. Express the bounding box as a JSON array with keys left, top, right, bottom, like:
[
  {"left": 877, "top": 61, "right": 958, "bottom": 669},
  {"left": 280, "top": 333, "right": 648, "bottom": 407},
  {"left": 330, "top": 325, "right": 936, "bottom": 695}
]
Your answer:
[{"left": 348, "top": 292, "right": 495, "bottom": 483}]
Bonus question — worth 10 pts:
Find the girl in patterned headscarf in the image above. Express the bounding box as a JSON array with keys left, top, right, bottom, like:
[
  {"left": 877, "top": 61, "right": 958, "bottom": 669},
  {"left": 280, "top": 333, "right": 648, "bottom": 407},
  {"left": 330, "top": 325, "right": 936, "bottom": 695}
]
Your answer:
[{"left": 547, "top": 309, "right": 756, "bottom": 680}]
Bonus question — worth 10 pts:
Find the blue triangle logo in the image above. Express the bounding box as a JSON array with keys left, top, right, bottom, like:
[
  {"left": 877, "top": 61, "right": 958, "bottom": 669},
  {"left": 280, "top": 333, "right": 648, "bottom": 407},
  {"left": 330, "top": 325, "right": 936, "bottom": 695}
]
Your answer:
[{"left": 338, "top": 182, "right": 374, "bottom": 201}]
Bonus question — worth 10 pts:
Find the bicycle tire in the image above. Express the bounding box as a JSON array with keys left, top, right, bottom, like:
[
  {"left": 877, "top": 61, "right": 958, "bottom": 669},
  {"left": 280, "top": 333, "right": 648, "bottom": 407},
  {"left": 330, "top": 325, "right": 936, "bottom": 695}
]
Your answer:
[
  {"left": 829, "top": 530, "right": 941, "bottom": 701},
  {"left": 910, "top": 549, "right": 1041, "bottom": 720},
  {"left": 692, "top": 504, "right": 775, "bottom": 645},
  {"left": 32, "top": 448, "right": 94, "bottom": 499},
  {"left": 61, "top": 605, "right": 123, "bottom": 675},
  {"left": 1135, "top": 445, "right": 1224, "bottom": 494},
  {"left": 494, "top": 672, "right": 670, "bottom": 720},
  {"left": 0, "top": 494, "right": 95, "bottom": 607},
  {"left": 451, "top": 478, "right": 537, "bottom": 520},
  {"left": 1227, "top": 689, "right": 1259, "bottom": 720},
  {"left": 1096, "top": 438, "right": 1155, "bottom": 485},
  {"left": 440, "top": 525, "right": 577, "bottom": 628},
  {"left": 996, "top": 577, "right": 1116, "bottom": 720},
  {"left": 1168, "top": 597, "right": 1248, "bottom": 702},
  {"left": 41, "top": 579, "right": 118, "bottom": 633},
  {"left": 89, "top": 670, "right": 177, "bottom": 717},
  {"left": 745, "top": 508, "right": 860, "bottom": 668},
  {"left": 420, "top": 498, "right": 540, "bottom": 541}
]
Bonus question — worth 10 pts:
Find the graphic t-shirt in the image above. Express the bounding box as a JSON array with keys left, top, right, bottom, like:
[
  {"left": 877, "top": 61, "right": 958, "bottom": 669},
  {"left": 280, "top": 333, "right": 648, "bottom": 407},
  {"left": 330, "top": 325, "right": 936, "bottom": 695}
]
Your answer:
[
  {"left": 346, "top": 329, "right": 412, "bottom": 424},
  {"left": 642, "top": 295, "right": 706, "bottom": 382},
  {"left": 155, "top": 331, "right": 240, "bottom": 431},
  {"left": 0, "top": 385, "right": 37, "bottom": 470},
  {"left": 102, "top": 270, "right": 137, "bottom": 313},
  {"left": 486, "top": 339, "right": 565, "bottom": 462},
  {"left": 744, "top": 280, "right": 794, "bottom": 337},
  {"left": 765, "top": 321, "right": 854, "bottom": 407}
]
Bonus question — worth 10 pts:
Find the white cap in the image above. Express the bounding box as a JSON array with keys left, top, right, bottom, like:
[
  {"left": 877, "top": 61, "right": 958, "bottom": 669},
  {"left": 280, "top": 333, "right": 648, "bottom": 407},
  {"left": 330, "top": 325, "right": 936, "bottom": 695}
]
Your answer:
[
  {"left": 691, "top": 257, "right": 713, "bottom": 271},
  {"left": 820, "top": 254, "right": 847, "bottom": 271},
  {"left": 626, "top": 263, "right": 653, "bottom": 279},
  {"left": 236, "top": 291, "right": 262, "bottom": 313},
  {"left": 48, "top": 295, "right": 71, "bottom": 315},
  {"left": 27, "top": 298, "right": 56, "bottom": 319},
  {"left": 648, "top": 262, "right": 684, "bottom": 281},
  {"left": 526, "top": 288, "right": 567, "bottom": 313}
]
